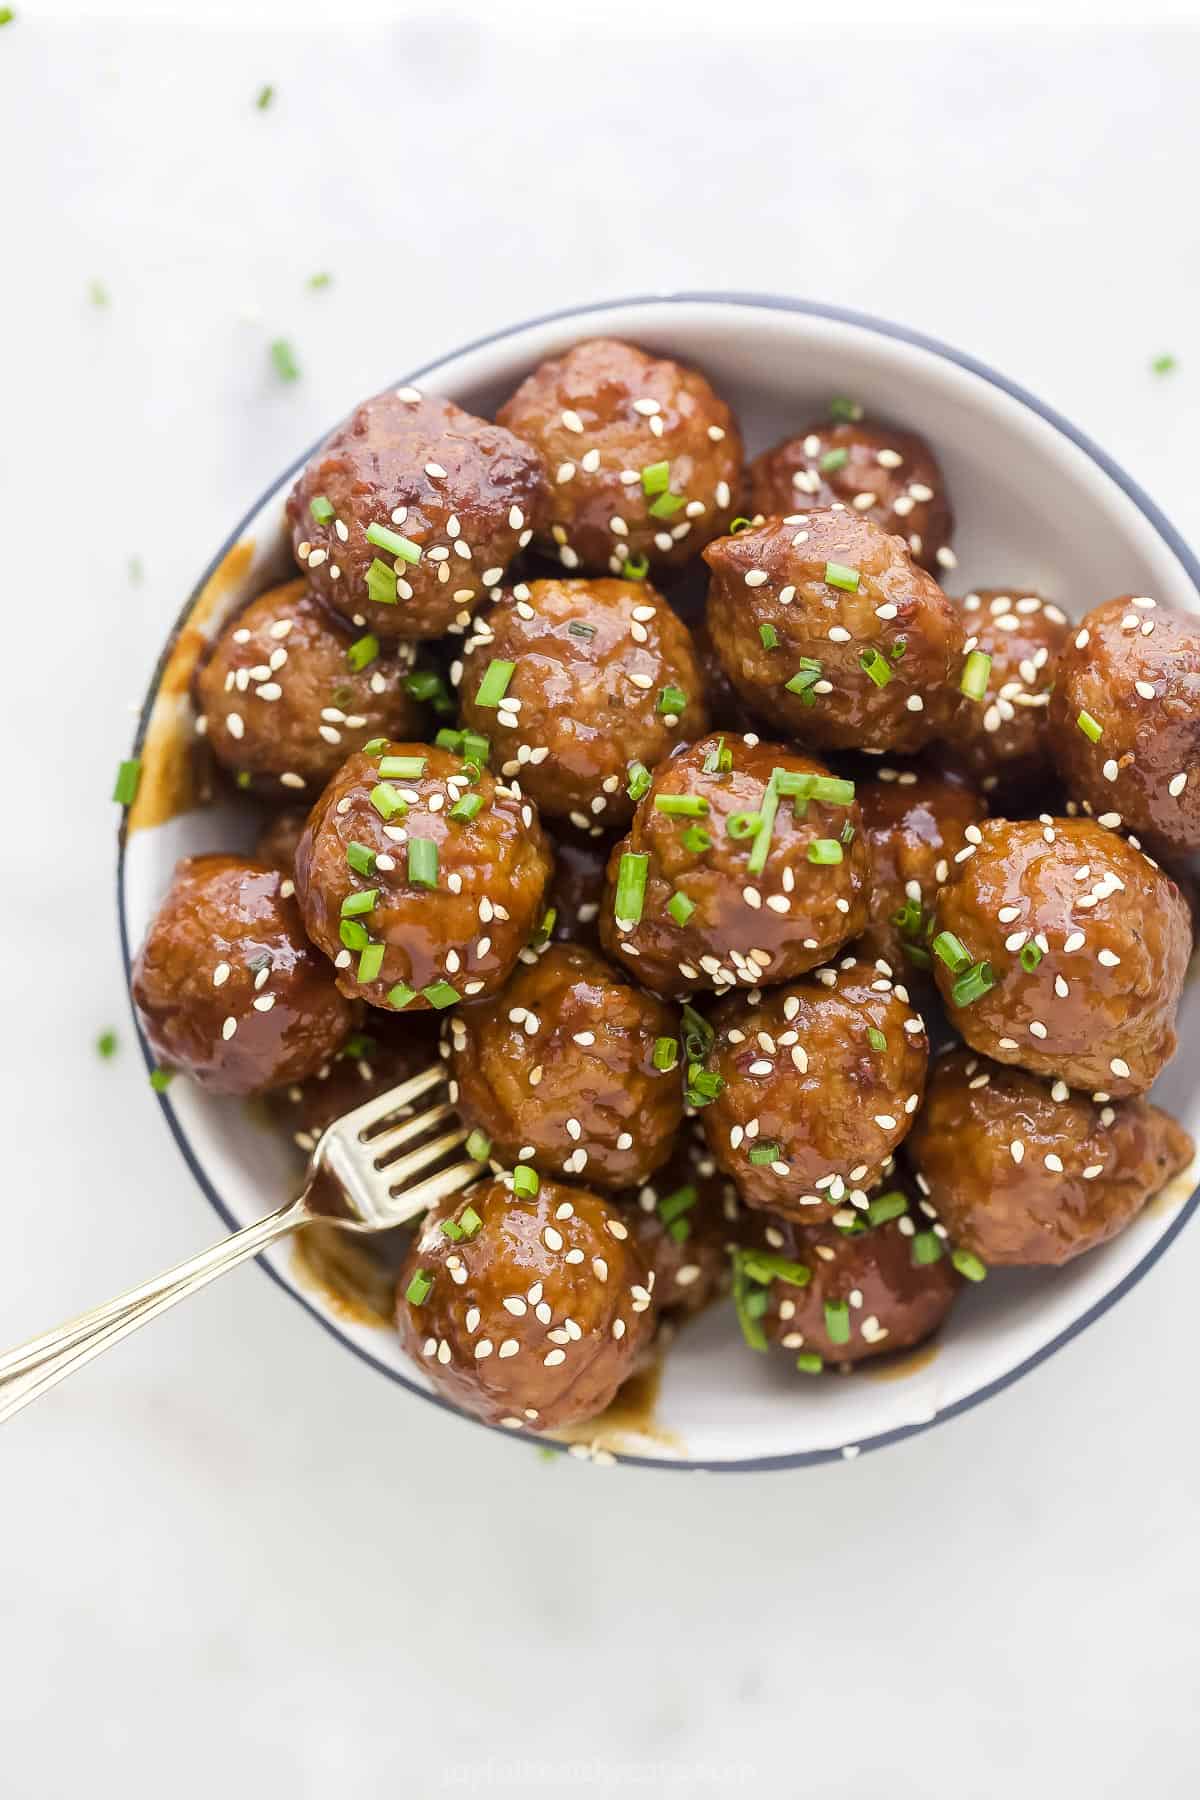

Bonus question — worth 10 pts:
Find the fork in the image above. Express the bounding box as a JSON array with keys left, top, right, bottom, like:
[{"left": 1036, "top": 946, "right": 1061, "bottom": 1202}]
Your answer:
[{"left": 0, "top": 1062, "right": 481, "bottom": 1424}]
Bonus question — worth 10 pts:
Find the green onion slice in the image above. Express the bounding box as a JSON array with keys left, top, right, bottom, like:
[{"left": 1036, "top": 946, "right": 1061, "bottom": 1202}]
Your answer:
[
  {"left": 365, "top": 558, "right": 398, "bottom": 605},
  {"left": 1077, "top": 709, "right": 1103, "bottom": 743},
  {"left": 819, "top": 447, "right": 849, "bottom": 472},
  {"left": 346, "top": 842, "right": 377, "bottom": 876},
  {"left": 388, "top": 983, "right": 416, "bottom": 1009},
  {"left": 960, "top": 649, "right": 992, "bottom": 701},
  {"left": 309, "top": 495, "right": 334, "bottom": 523},
  {"left": 475, "top": 659, "right": 516, "bottom": 708},
  {"left": 652, "top": 1036, "right": 679, "bottom": 1071},
  {"left": 112, "top": 758, "right": 142, "bottom": 806},
  {"left": 365, "top": 522, "right": 422, "bottom": 563},
  {"left": 357, "top": 942, "right": 384, "bottom": 983},
  {"left": 759, "top": 623, "right": 779, "bottom": 650},
  {"left": 370, "top": 782, "right": 406, "bottom": 821},
  {"left": 866, "top": 1189, "right": 908, "bottom": 1226},
  {"left": 807, "top": 839, "right": 843, "bottom": 865},
  {"left": 513, "top": 1165, "right": 539, "bottom": 1198},
  {"left": 613, "top": 852, "right": 649, "bottom": 926},
  {"left": 422, "top": 980, "right": 459, "bottom": 1009},
  {"left": 379, "top": 755, "right": 426, "bottom": 779},
  {"left": 404, "top": 1269, "right": 432, "bottom": 1306},
  {"left": 932, "top": 931, "right": 973, "bottom": 973},
  {"left": 825, "top": 561, "right": 860, "bottom": 592},
  {"left": 626, "top": 761, "right": 652, "bottom": 802},
  {"left": 952, "top": 1248, "right": 988, "bottom": 1282},
  {"left": 657, "top": 684, "right": 687, "bottom": 716},
  {"left": 640, "top": 460, "right": 670, "bottom": 495},
  {"left": 667, "top": 892, "right": 695, "bottom": 927},
  {"left": 952, "top": 961, "right": 996, "bottom": 1007},
  {"left": 407, "top": 838, "right": 438, "bottom": 888},
  {"left": 859, "top": 648, "right": 893, "bottom": 688},
  {"left": 654, "top": 794, "right": 709, "bottom": 817}
]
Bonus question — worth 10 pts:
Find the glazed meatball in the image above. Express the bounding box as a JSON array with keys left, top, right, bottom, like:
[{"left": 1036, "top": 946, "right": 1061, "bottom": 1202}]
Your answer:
[
  {"left": 692, "top": 616, "right": 758, "bottom": 733},
  {"left": 395, "top": 1173, "right": 654, "bottom": 1430},
  {"left": 856, "top": 766, "right": 985, "bottom": 973},
  {"left": 698, "top": 958, "right": 929, "bottom": 1217},
  {"left": 255, "top": 807, "right": 308, "bottom": 873},
  {"left": 544, "top": 829, "right": 613, "bottom": 949},
  {"left": 294, "top": 741, "right": 553, "bottom": 1012},
  {"left": 456, "top": 577, "right": 709, "bottom": 828},
  {"left": 132, "top": 854, "right": 354, "bottom": 1095},
  {"left": 931, "top": 817, "right": 1191, "bottom": 1096},
  {"left": 286, "top": 388, "right": 548, "bottom": 640},
  {"left": 1048, "top": 594, "right": 1200, "bottom": 859},
  {"left": 950, "top": 588, "right": 1070, "bottom": 801},
  {"left": 598, "top": 733, "right": 871, "bottom": 999},
  {"left": 623, "top": 1129, "right": 744, "bottom": 1316},
  {"left": 497, "top": 338, "right": 743, "bottom": 577},
  {"left": 447, "top": 943, "right": 683, "bottom": 1190},
  {"left": 907, "top": 1048, "right": 1194, "bottom": 1266},
  {"left": 736, "top": 1202, "right": 959, "bottom": 1371},
  {"left": 704, "top": 511, "right": 965, "bottom": 752},
  {"left": 267, "top": 1010, "right": 440, "bottom": 1155},
  {"left": 194, "top": 580, "right": 427, "bottom": 799},
  {"left": 748, "top": 418, "right": 953, "bottom": 574}
]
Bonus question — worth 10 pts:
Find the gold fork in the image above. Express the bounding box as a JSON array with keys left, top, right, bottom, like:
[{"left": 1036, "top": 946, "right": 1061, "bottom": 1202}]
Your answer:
[{"left": 0, "top": 1063, "right": 479, "bottom": 1424}]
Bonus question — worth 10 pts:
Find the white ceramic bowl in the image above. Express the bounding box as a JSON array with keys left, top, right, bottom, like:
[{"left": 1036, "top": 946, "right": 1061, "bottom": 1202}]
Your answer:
[{"left": 118, "top": 292, "right": 1200, "bottom": 1470}]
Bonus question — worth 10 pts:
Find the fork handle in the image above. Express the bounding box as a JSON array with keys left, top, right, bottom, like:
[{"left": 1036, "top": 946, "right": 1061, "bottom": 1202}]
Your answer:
[{"left": 0, "top": 1194, "right": 311, "bottom": 1424}]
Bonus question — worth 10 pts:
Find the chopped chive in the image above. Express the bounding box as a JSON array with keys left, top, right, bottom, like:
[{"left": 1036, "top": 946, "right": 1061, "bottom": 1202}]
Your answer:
[
  {"left": 785, "top": 658, "right": 823, "bottom": 703},
  {"left": 1151, "top": 353, "right": 1177, "bottom": 375},
  {"left": 952, "top": 960, "right": 996, "bottom": 1007},
  {"left": 866, "top": 1189, "right": 908, "bottom": 1226},
  {"left": 435, "top": 728, "right": 463, "bottom": 754},
  {"left": 0, "top": 9, "right": 16, "bottom": 24},
  {"left": 726, "top": 810, "right": 763, "bottom": 841},
  {"left": 89, "top": 279, "right": 110, "bottom": 309},
  {"left": 346, "top": 841, "right": 377, "bottom": 877},
  {"left": 347, "top": 633, "right": 380, "bottom": 672},
  {"left": 449, "top": 792, "right": 484, "bottom": 824},
  {"left": 112, "top": 758, "right": 142, "bottom": 805},
  {"left": 440, "top": 1218, "right": 465, "bottom": 1242},
  {"left": 339, "top": 919, "right": 369, "bottom": 951},
  {"left": 652, "top": 1035, "right": 679, "bottom": 1071},
  {"left": 255, "top": 83, "right": 274, "bottom": 109},
  {"left": 622, "top": 554, "right": 649, "bottom": 581},
  {"left": 702, "top": 737, "right": 733, "bottom": 774},
  {"left": 682, "top": 826, "right": 711, "bottom": 853},
  {"left": 867, "top": 1028, "right": 887, "bottom": 1053},
  {"left": 829, "top": 396, "right": 863, "bottom": 422},
  {"left": 825, "top": 560, "right": 860, "bottom": 592},
  {"left": 149, "top": 1068, "right": 174, "bottom": 1093},
  {"left": 807, "top": 838, "right": 843, "bottom": 865},
  {"left": 667, "top": 892, "right": 695, "bottom": 927},
  {"left": 960, "top": 649, "right": 993, "bottom": 701},
  {"left": 904, "top": 943, "right": 932, "bottom": 970},
  {"left": 339, "top": 1031, "right": 377, "bottom": 1060},
  {"left": 1077, "top": 709, "right": 1103, "bottom": 743},
  {"left": 891, "top": 637, "right": 908, "bottom": 662},
  {"left": 475, "top": 658, "right": 516, "bottom": 708},
  {"left": 648, "top": 490, "right": 685, "bottom": 519},
  {"left": 407, "top": 838, "right": 438, "bottom": 888},
  {"left": 912, "top": 1231, "right": 944, "bottom": 1265},
  {"left": 405, "top": 668, "right": 450, "bottom": 705},
  {"left": 796, "top": 1353, "right": 824, "bottom": 1374},
  {"left": 627, "top": 761, "right": 652, "bottom": 802},
  {"left": 737, "top": 1248, "right": 811, "bottom": 1287},
  {"left": 365, "top": 558, "right": 397, "bottom": 605},
  {"left": 746, "top": 772, "right": 781, "bottom": 876},
  {"left": 358, "top": 942, "right": 384, "bottom": 984},
  {"left": 654, "top": 793, "right": 709, "bottom": 817},
  {"left": 731, "top": 1257, "right": 768, "bottom": 1352},
  {"left": 859, "top": 648, "right": 893, "bottom": 688},
  {"left": 952, "top": 1248, "right": 988, "bottom": 1282},
  {"left": 614, "top": 852, "right": 649, "bottom": 926},
  {"left": 460, "top": 730, "right": 490, "bottom": 767},
  {"left": 729, "top": 516, "right": 753, "bottom": 535},
  {"left": 748, "top": 1142, "right": 782, "bottom": 1166},
  {"left": 308, "top": 271, "right": 332, "bottom": 290},
  {"left": 840, "top": 821, "right": 856, "bottom": 846},
  {"left": 657, "top": 684, "right": 687, "bottom": 716},
  {"left": 96, "top": 1030, "right": 118, "bottom": 1059},
  {"left": 460, "top": 1205, "right": 483, "bottom": 1237},
  {"left": 387, "top": 983, "right": 416, "bottom": 1009},
  {"left": 658, "top": 1186, "right": 698, "bottom": 1227},
  {"left": 891, "top": 895, "right": 924, "bottom": 939},
  {"left": 404, "top": 1268, "right": 432, "bottom": 1306},
  {"left": 641, "top": 460, "right": 670, "bottom": 495},
  {"left": 759, "top": 623, "right": 779, "bottom": 650},
  {"left": 422, "top": 979, "right": 459, "bottom": 1009},
  {"left": 824, "top": 1299, "right": 851, "bottom": 1345},
  {"left": 932, "top": 930, "right": 973, "bottom": 973},
  {"left": 269, "top": 338, "right": 299, "bottom": 382},
  {"left": 340, "top": 887, "right": 378, "bottom": 917},
  {"left": 685, "top": 1065, "right": 723, "bottom": 1108},
  {"left": 370, "top": 782, "right": 406, "bottom": 821},
  {"left": 235, "top": 772, "right": 252, "bottom": 791},
  {"left": 819, "top": 447, "right": 849, "bottom": 473},
  {"left": 669, "top": 1217, "right": 693, "bottom": 1244},
  {"left": 365, "top": 522, "right": 422, "bottom": 563},
  {"left": 566, "top": 620, "right": 596, "bottom": 639},
  {"left": 531, "top": 907, "right": 556, "bottom": 946},
  {"left": 379, "top": 755, "right": 426, "bottom": 779},
  {"left": 681, "top": 1004, "right": 714, "bottom": 1063},
  {"left": 362, "top": 737, "right": 389, "bottom": 757},
  {"left": 1019, "top": 941, "right": 1044, "bottom": 973},
  {"left": 513, "top": 1165, "right": 539, "bottom": 1198},
  {"left": 309, "top": 495, "right": 335, "bottom": 524}
]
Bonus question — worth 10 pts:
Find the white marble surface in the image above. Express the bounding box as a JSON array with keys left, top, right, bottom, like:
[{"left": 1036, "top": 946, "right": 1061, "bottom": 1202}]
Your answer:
[{"left": 3, "top": 3, "right": 1200, "bottom": 1793}]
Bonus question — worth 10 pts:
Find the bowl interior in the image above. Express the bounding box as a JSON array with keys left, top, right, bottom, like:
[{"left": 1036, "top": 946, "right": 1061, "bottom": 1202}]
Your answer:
[{"left": 121, "top": 295, "right": 1200, "bottom": 1468}]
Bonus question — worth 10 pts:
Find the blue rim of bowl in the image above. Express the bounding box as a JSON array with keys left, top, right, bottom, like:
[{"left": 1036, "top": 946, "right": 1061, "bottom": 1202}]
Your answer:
[{"left": 117, "top": 289, "right": 1200, "bottom": 1472}]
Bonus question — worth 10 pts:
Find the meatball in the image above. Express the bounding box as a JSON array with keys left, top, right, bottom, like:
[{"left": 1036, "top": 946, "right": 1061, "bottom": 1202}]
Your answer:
[
  {"left": 193, "top": 580, "right": 427, "bottom": 799},
  {"left": 255, "top": 807, "right": 308, "bottom": 873},
  {"left": 294, "top": 741, "right": 553, "bottom": 1012},
  {"left": 598, "top": 733, "right": 871, "bottom": 999},
  {"left": 395, "top": 1173, "right": 654, "bottom": 1430},
  {"left": 544, "top": 828, "right": 613, "bottom": 949},
  {"left": 907, "top": 1048, "right": 1194, "bottom": 1266},
  {"left": 132, "top": 854, "right": 354, "bottom": 1095},
  {"left": 704, "top": 510, "right": 965, "bottom": 752},
  {"left": 692, "top": 615, "right": 758, "bottom": 732},
  {"left": 748, "top": 418, "right": 953, "bottom": 574},
  {"left": 447, "top": 943, "right": 683, "bottom": 1190},
  {"left": 950, "top": 588, "right": 1070, "bottom": 801},
  {"left": 497, "top": 338, "right": 743, "bottom": 577},
  {"left": 623, "top": 1129, "right": 744, "bottom": 1316},
  {"left": 1048, "top": 594, "right": 1200, "bottom": 859},
  {"left": 735, "top": 1202, "right": 959, "bottom": 1371},
  {"left": 456, "top": 576, "right": 709, "bottom": 828},
  {"left": 856, "top": 766, "right": 985, "bottom": 973},
  {"left": 286, "top": 387, "right": 548, "bottom": 640},
  {"left": 267, "top": 1010, "right": 440, "bottom": 1155},
  {"left": 931, "top": 817, "right": 1191, "bottom": 1096},
  {"left": 698, "top": 958, "right": 929, "bottom": 1217}
]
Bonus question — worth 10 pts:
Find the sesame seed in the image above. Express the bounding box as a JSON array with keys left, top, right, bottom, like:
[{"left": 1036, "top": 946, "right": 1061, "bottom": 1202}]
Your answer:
[{"left": 1110, "top": 1057, "right": 1131, "bottom": 1078}]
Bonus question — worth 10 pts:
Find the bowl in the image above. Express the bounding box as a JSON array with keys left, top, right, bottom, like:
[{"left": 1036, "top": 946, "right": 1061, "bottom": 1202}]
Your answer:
[{"left": 118, "top": 291, "right": 1200, "bottom": 1470}]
